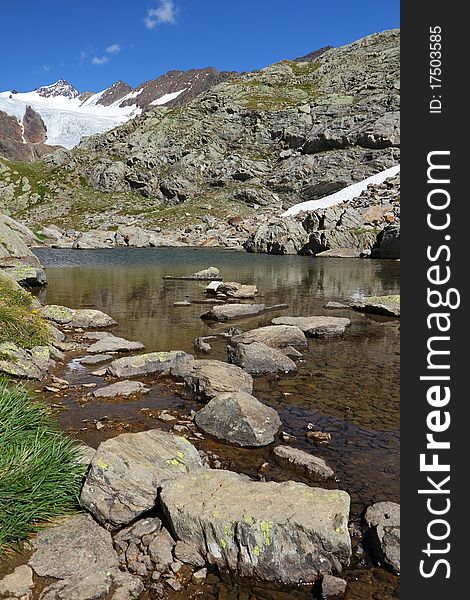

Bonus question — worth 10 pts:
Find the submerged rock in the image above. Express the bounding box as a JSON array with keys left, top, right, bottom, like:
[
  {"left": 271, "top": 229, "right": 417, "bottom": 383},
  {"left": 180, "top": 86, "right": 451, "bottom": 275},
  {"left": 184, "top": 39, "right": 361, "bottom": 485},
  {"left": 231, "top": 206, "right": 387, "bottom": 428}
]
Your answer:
[
  {"left": 170, "top": 359, "right": 253, "bottom": 401},
  {"left": 87, "top": 334, "right": 145, "bottom": 354},
  {"left": 41, "top": 305, "right": 117, "bottom": 328},
  {"left": 160, "top": 470, "right": 352, "bottom": 585},
  {"left": 365, "top": 501, "right": 400, "bottom": 574},
  {"left": 273, "top": 446, "right": 334, "bottom": 481},
  {"left": 108, "top": 350, "right": 193, "bottom": 378},
  {"left": 80, "top": 430, "right": 203, "bottom": 528},
  {"left": 272, "top": 315, "right": 351, "bottom": 337},
  {"left": 93, "top": 380, "right": 150, "bottom": 399},
  {"left": 194, "top": 392, "right": 282, "bottom": 447},
  {"left": 228, "top": 341, "right": 298, "bottom": 375}
]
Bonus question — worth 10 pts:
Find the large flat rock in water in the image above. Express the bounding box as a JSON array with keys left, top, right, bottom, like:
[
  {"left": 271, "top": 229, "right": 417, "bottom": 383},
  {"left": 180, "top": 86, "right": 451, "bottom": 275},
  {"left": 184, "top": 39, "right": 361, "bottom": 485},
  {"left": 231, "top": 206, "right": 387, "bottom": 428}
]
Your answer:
[
  {"left": 160, "top": 470, "right": 352, "bottom": 585},
  {"left": 194, "top": 392, "right": 281, "bottom": 447},
  {"left": 231, "top": 325, "right": 308, "bottom": 349},
  {"left": 40, "top": 305, "right": 117, "bottom": 328},
  {"left": 352, "top": 295, "right": 400, "bottom": 318},
  {"left": 170, "top": 359, "right": 253, "bottom": 401},
  {"left": 272, "top": 316, "right": 350, "bottom": 337},
  {"left": 87, "top": 334, "right": 145, "bottom": 354},
  {"left": 202, "top": 303, "right": 287, "bottom": 322},
  {"left": 80, "top": 430, "right": 203, "bottom": 529},
  {"left": 108, "top": 350, "right": 193, "bottom": 378}
]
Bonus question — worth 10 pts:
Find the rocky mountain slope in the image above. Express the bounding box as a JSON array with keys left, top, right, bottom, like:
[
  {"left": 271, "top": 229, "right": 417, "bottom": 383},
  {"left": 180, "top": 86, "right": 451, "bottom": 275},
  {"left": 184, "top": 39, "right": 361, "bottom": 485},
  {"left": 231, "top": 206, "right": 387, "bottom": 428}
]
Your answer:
[
  {"left": 0, "top": 69, "right": 235, "bottom": 156},
  {"left": 0, "top": 30, "right": 399, "bottom": 243}
]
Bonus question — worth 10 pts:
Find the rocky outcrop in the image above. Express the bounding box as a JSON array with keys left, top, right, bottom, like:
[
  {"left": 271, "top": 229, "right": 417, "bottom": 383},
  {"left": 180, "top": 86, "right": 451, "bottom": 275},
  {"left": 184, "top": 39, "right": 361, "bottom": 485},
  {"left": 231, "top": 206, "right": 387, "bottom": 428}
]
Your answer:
[
  {"left": 194, "top": 392, "right": 282, "bottom": 446},
  {"left": 23, "top": 106, "right": 47, "bottom": 143},
  {"left": 80, "top": 430, "right": 203, "bottom": 529},
  {"left": 0, "top": 108, "right": 59, "bottom": 162},
  {"left": 3, "top": 31, "right": 399, "bottom": 235},
  {"left": 160, "top": 470, "right": 352, "bottom": 585},
  {"left": 0, "top": 343, "right": 52, "bottom": 379}
]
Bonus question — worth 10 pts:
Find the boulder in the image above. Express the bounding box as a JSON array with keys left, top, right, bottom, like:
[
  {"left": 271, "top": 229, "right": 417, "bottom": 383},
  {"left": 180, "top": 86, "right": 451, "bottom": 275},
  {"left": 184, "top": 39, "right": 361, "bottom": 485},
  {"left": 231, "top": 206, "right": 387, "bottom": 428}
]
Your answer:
[
  {"left": 170, "top": 359, "right": 253, "bottom": 401},
  {"left": 202, "top": 303, "right": 288, "bottom": 322},
  {"left": 79, "top": 354, "right": 114, "bottom": 365},
  {"left": 231, "top": 325, "right": 308, "bottom": 349},
  {"left": 272, "top": 316, "right": 350, "bottom": 337},
  {"left": 93, "top": 380, "right": 150, "bottom": 399},
  {"left": 160, "top": 470, "right": 352, "bottom": 585},
  {"left": 191, "top": 266, "right": 221, "bottom": 279},
  {"left": 40, "top": 305, "right": 117, "bottom": 328},
  {"left": 352, "top": 295, "right": 400, "bottom": 318},
  {"left": 205, "top": 280, "right": 223, "bottom": 294},
  {"left": 365, "top": 501, "right": 400, "bottom": 574},
  {"left": 29, "top": 514, "right": 119, "bottom": 580},
  {"left": 273, "top": 446, "right": 334, "bottom": 481},
  {"left": 0, "top": 342, "right": 52, "bottom": 379},
  {"left": 194, "top": 392, "right": 282, "bottom": 447},
  {"left": 228, "top": 342, "right": 298, "bottom": 375},
  {"left": 217, "top": 282, "right": 258, "bottom": 299},
  {"left": 87, "top": 334, "right": 145, "bottom": 354},
  {"left": 80, "top": 430, "right": 203, "bottom": 528},
  {"left": 244, "top": 219, "right": 309, "bottom": 255},
  {"left": 108, "top": 350, "right": 193, "bottom": 378}
]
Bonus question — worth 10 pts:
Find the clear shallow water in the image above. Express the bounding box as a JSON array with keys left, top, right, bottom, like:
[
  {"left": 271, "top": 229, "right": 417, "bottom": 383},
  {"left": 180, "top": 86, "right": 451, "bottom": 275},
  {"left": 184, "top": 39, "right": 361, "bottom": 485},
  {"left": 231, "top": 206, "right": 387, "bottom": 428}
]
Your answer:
[
  {"left": 34, "top": 247, "right": 400, "bottom": 520},
  {"left": 23, "top": 247, "right": 401, "bottom": 598}
]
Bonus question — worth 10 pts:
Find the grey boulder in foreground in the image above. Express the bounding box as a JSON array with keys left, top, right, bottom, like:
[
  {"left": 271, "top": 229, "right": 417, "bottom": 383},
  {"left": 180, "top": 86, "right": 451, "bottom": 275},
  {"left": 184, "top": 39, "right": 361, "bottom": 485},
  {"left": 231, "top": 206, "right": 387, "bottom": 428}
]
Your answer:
[
  {"left": 194, "top": 392, "right": 282, "bottom": 447},
  {"left": 80, "top": 430, "right": 202, "bottom": 529},
  {"left": 160, "top": 469, "right": 352, "bottom": 585}
]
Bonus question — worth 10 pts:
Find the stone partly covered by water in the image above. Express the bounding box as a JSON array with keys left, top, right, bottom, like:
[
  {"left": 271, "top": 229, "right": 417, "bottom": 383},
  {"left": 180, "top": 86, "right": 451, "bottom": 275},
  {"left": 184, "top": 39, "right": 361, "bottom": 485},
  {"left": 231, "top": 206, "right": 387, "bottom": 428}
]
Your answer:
[
  {"left": 160, "top": 469, "right": 352, "bottom": 585},
  {"left": 228, "top": 341, "right": 298, "bottom": 375},
  {"left": 80, "top": 430, "right": 203, "bottom": 529},
  {"left": 93, "top": 380, "right": 150, "bottom": 399},
  {"left": 352, "top": 295, "right": 400, "bottom": 318},
  {"left": 273, "top": 445, "right": 334, "bottom": 481},
  {"left": 272, "top": 315, "right": 351, "bottom": 337},
  {"left": 87, "top": 334, "right": 145, "bottom": 354},
  {"left": 231, "top": 324, "right": 308, "bottom": 349},
  {"left": 216, "top": 282, "right": 258, "bottom": 299},
  {"left": 40, "top": 304, "right": 117, "bottom": 328},
  {"left": 170, "top": 359, "right": 254, "bottom": 401},
  {"left": 107, "top": 350, "right": 193, "bottom": 378},
  {"left": 365, "top": 501, "right": 400, "bottom": 574},
  {"left": 194, "top": 392, "right": 282, "bottom": 447},
  {"left": 201, "top": 303, "right": 288, "bottom": 322}
]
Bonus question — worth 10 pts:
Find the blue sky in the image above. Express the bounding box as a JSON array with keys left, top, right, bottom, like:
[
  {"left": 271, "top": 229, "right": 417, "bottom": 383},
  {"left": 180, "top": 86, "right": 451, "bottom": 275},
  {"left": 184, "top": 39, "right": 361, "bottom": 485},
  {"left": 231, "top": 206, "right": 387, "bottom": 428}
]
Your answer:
[{"left": 0, "top": 0, "right": 399, "bottom": 92}]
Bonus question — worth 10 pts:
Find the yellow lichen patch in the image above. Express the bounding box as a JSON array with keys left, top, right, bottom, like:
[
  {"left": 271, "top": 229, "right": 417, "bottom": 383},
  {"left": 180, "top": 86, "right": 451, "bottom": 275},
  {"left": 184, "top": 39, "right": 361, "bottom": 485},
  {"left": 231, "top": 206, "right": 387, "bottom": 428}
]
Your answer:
[{"left": 260, "top": 521, "right": 273, "bottom": 546}]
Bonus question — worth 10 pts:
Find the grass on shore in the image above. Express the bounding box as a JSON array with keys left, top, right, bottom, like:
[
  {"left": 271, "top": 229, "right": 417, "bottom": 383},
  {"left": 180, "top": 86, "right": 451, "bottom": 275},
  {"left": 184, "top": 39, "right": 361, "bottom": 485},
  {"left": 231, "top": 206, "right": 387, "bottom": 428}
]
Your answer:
[
  {"left": 0, "top": 273, "right": 50, "bottom": 349},
  {"left": 0, "top": 380, "right": 85, "bottom": 554}
]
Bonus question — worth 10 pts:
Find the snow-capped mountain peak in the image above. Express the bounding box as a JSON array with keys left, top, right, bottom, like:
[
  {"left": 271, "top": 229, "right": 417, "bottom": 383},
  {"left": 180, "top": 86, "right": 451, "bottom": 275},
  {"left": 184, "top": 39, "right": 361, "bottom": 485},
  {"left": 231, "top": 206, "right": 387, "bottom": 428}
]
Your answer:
[{"left": 35, "top": 79, "right": 80, "bottom": 100}]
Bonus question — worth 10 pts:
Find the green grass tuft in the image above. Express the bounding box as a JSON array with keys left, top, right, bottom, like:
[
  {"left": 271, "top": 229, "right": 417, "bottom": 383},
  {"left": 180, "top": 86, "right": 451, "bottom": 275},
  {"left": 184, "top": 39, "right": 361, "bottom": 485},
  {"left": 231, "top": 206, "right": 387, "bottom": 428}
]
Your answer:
[
  {"left": 0, "top": 274, "right": 50, "bottom": 348},
  {"left": 0, "top": 380, "right": 85, "bottom": 554}
]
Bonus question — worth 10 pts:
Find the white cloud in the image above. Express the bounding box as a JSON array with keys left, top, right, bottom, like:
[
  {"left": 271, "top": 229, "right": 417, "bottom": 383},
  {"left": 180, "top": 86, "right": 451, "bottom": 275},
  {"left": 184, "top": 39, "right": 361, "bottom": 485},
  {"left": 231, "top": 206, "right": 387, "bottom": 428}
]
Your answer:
[
  {"left": 43, "top": 64, "right": 51, "bottom": 72},
  {"left": 144, "top": 0, "right": 177, "bottom": 29},
  {"left": 106, "top": 43, "right": 122, "bottom": 55},
  {"left": 92, "top": 55, "right": 109, "bottom": 65}
]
